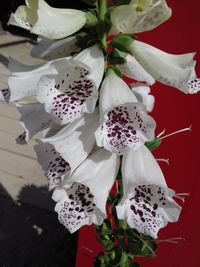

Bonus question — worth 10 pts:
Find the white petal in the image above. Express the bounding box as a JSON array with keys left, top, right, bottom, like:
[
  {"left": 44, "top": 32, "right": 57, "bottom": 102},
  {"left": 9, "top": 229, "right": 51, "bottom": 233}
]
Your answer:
[
  {"left": 111, "top": 0, "right": 172, "bottom": 34},
  {"left": 31, "top": 36, "right": 80, "bottom": 60},
  {"left": 53, "top": 149, "right": 120, "bottom": 233},
  {"left": 116, "top": 146, "right": 181, "bottom": 238},
  {"left": 99, "top": 70, "right": 138, "bottom": 118},
  {"left": 8, "top": 0, "right": 86, "bottom": 39},
  {"left": 74, "top": 45, "right": 105, "bottom": 89},
  {"left": 37, "top": 56, "right": 100, "bottom": 124},
  {"left": 0, "top": 89, "right": 10, "bottom": 102},
  {"left": 35, "top": 141, "right": 70, "bottom": 190},
  {"left": 130, "top": 82, "right": 155, "bottom": 112},
  {"left": 8, "top": 59, "right": 55, "bottom": 102},
  {"left": 188, "top": 78, "right": 200, "bottom": 94},
  {"left": 129, "top": 40, "right": 198, "bottom": 93},
  {"left": 41, "top": 109, "right": 99, "bottom": 172},
  {"left": 8, "top": 5, "right": 36, "bottom": 30},
  {"left": 96, "top": 71, "right": 156, "bottom": 155},
  {"left": 118, "top": 54, "right": 155, "bottom": 85},
  {"left": 31, "top": 1, "right": 86, "bottom": 39},
  {"left": 16, "top": 102, "right": 53, "bottom": 143}
]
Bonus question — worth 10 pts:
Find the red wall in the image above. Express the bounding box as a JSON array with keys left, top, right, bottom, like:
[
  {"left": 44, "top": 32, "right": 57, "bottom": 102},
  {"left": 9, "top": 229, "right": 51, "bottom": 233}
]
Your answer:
[{"left": 76, "top": 1, "right": 200, "bottom": 266}]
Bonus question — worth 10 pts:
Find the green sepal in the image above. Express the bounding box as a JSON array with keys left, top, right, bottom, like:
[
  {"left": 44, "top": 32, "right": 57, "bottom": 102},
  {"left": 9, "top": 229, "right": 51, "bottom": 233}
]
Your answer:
[
  {"left": 112, "top": 0, "right": 132, "bottom": 5},
  {"left": 85, "top": 10, "right": 98, "bottom": 28},
  {"left": 107, "top": 49, "right": 127, "bottom": 65},
  {"left": 105, "top": 66, "right": 122, "bottom": 78},
  {"left": 145, "top": 138, "right": 162, "bottom": 151},
  {"left": 141, "top": 240, "right": 158, "bottom": 257},
  {"left": 75, "top": 32, "right": 97, "bottom": 49},
  {"left": 112, "top": 34, "right": 135, "bottom": 53}
]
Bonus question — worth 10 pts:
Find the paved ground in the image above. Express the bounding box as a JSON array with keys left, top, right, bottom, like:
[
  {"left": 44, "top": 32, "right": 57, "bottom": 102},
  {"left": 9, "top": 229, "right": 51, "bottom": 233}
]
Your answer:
[{"left": 0, "top": 25, "right": 78, "bottom": 267}]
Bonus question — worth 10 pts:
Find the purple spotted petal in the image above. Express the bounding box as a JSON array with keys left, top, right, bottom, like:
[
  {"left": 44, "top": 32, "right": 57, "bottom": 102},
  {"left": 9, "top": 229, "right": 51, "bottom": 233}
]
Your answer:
[
  {"left": 35, "top": 142, "right": 71, "bottom": 190},
  {"left": 96, "top": 103, "right": 156, "bottom": 155},
  {"left": 54, "top": 182, "right": 104, "bottom": 233},
  {"left": 188, "top": 78, "right": 200, "bottom": 94},
  {"left": 117, "top": 185, "right": 181, "bottom": 238},
  {"left": 0, "top": 89, "right": 10, "bottom": 102},
  {"left": 37, "top": 60, "right": 98, "bottom": 124}
]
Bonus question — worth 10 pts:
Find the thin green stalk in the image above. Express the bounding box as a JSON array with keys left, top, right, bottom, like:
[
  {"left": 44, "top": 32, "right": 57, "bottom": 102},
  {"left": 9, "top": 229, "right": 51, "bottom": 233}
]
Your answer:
[{"left": 98, "top": 0, "right": 107, "bottom": 52}]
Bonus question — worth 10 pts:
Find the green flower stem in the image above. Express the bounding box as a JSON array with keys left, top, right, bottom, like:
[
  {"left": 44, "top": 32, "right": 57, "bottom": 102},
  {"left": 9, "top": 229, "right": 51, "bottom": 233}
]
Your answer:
[{"left": 98, "top": 0, "right": 107, "bottom": 52}]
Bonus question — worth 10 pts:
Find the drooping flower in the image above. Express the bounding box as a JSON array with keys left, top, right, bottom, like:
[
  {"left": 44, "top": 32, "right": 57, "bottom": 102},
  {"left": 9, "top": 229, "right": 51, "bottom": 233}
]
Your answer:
[
  {"left": 116, "top": 145, "right": 182, "bottom": 238},
  {"left": 95, "top": 69, "right": 156, "bottom": 155},
  {"left": 8, "top": 0, "right": 87, "bottom": 39},
  {"left": 130, "top": 82, "right": 155, "bottom": 112},
  {"left": 52, "top": 148, "right": 120, "bottom": 233},
  {"left": 4, "top": 58, "right": 54, "bottom": 102},
  {"left": 31, "top": 36, "right": 81, "bottom": 61},
  {"left": 111, "top": 0, "right": 172, "bottom": 34},
  {"left": 37, "top": 45, "right": 104, "bottom": 124},
  {"left": 128, "top": 40, "right": 200, "bottom": 94},
  {"left": 35, "top": 109, "right": 99, "bottom": 189},
  {"left": 118, "top": 53, "right": 155, "bottom": 85}
]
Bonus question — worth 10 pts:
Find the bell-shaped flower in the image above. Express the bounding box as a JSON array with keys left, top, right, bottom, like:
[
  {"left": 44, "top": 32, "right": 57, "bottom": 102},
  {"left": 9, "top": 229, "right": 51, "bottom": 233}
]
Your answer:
[
  {"left": 37, "top": 45, "right": 104, "bottom": 124},
  {"left": 6, "top": 58, "right": 55, "bottom": 102},
  {"left": 118, "top": 54, "right": 155, "bottom": 85},
  {"left": 128, "top": 40, "right": 200, "bottom": 94},
  {"left": 35, "top": 110, "right": 99, "bottom": 190},
  {"left": 52, "top": 148, "right": 120, "bottom": 233},
  {"left": 116, "top": 145, "right": 182, "bottom": 238},
  {"left": 8, "top": 0, "right": 87, "bottom": 39},
  {"left": 15, "top": 102, "right": 54, "bottom": 144},
  {"left": 130, "top": 82, "right": 155, "bottom": 112},
  {"left": 110, "top": 0, "right": 172, "bottom": 34},
  {"left": 31, "top": 36, "right": 81, "bottom": 61},
  {"left": 95, "top": 70, "right": 156, "bottom": 155}
]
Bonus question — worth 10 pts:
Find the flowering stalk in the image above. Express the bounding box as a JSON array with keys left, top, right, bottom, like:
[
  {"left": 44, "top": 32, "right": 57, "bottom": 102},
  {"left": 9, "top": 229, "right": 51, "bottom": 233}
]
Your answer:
[{"left": 98, "top": 0, "right": 108, "bottom": 52}]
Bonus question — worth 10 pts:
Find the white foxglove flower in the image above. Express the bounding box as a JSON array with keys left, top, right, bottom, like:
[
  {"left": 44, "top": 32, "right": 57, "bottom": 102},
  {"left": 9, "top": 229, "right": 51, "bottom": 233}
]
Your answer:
[
  {"left": 36, "top": 110, "right": 99, "bottom": 189},
  {"left": 129, "top": 40, "right": 200, "bottom": 94},
  {"left": 37, "top": 45, "right": 104, "bottom": 124},
  {"left": 16, "top": 102, "right": 54, "bottom": 144},
  {"left": 111, "top": 0, "right": 172, "bottom": 34},
  {"left": 35, "top": 142, "right": 71, "bottom": 190},
  {"left": 8, "top": 0, "right": 86, "bottom": 39},
  {"left": 116, "top": 145, "right": 182, "bottom": 238},
  {"left": 52, "top": 148, "right": 120, "bottom": 233},
  {"left": 7, "top": 58, "right": 54, "bottom": 102},
  {"left": 118, "top": 54, "right": 155, "bottom": 85},
  {"left": 95, "top": 70, "right": 156, "bottom": 155},
  {"left": 31, "top": 36, "right": 80, "bottom": 61},
  {"left": 37, "top": 110, "right": 99, "bottom": 189},
  {"left": 130, "top": 82, "right": 155, "bottom": 112}
]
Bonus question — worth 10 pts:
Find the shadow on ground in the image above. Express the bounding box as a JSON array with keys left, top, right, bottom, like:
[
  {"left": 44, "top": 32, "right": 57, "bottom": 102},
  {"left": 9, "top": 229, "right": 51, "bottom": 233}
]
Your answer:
[{"left": 0, "top": 184, "right": 78, "bottom": 267}]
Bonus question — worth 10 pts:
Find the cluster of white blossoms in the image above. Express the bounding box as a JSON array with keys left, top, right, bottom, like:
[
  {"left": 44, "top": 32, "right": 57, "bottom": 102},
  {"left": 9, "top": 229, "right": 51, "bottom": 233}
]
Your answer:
[{"left": 1, "top": 0, "right": 200, "bottom": 239}]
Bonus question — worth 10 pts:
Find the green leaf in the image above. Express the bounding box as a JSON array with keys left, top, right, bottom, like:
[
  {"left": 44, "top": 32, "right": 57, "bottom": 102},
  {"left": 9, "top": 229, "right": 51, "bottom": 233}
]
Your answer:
[
  {"left": 112, "top": 0, "right": 132, "bottom": 5},
  {"left": 145, "top": 138, "right": 162, "bottom": 151},
  {"left": 107, "top": 49, "right": 127, "bottom": 65},
  {"left": 112, "top": 34, "right": 135, "bottom": 53},
  {"left": 119, "top": 252, "right": 129, "bottom": 267}
]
